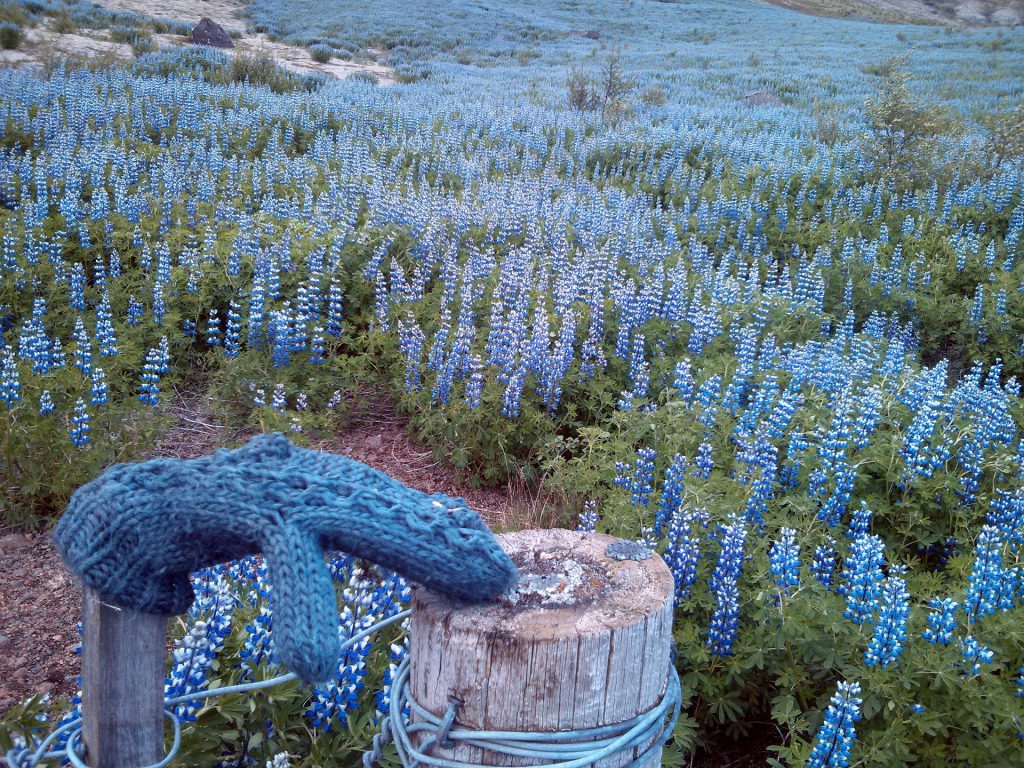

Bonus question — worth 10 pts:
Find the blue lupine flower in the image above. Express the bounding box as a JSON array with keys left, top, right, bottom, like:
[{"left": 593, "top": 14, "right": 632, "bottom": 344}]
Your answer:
[
  {"left": 0, "top": 346, "right": 19, "bottom": 408},
  {"left": 39, "top": 390, "right": 54, "bottom": 415},
  {"left": 615, "top": 447, "right": 657, "bottom": 507},
  {"left": 665, "top": 506, "right": 708, "bottom": 605},
  {"left": 964, "top": 525, "right": 1004, "bottom": 622},
  {"left": 224, "top": 301, "right": 242, "bottom": 358},
  {"left": 848, "top": 501, "right": 872, "bottom": 539},
  {"left": 374, "top": 641, "right": 409, "bottom": 720},
  {"left": 958, "top": 635, "right": 995, "bottom": 677},
  {"left": 838, "top": 534, "right": 886, "bottom": 625},
  {"left": 310, "top": 326, "right": 326, "bottom": 364},
  {"left": 240, "top": 606, "right": 275, "bottom": 671},
  {"left": 71, "top": 316, "right": 92, "bottom": 376},
  {"left": 673, "top": 357, "right": 695, "bottom": 405},
  {"left": 90, "top": 367, "right": 109, "bottom": 407},
  {"left": 576, "top": 500, "right": 599, "bottom": 533},
  {"left": 95, "top": 292, "right": 118, "bottom": 356},
  {"left": 812, "top": 540, "right": 837, "bottom": 589},
  {"left": 271, "top": 383, "right": 288, "bottom": 413},
  {"left": 922, "top": 598, "right": 958, "bottom": 645},
  {"left": 655, "top": 454, "right": 687, "bottom": 536},
  {"left": 769, "top": 527, "right": 800, "bottom": 597},
  {"left": 326, "top": 278, "right": 344, "bottom": 337},
  {"left": 399, "top": 314, "right": 425, "bottom": 393},
  {"left": 806, "top": 681, "right": 862, "bottom": 768},
  {"left": 205, "top": 308, "right": 221, "bottom": 346},
  {"left": 138, "top": 347, "right": 163, "bottom": 406},
  {"left": 69, "top": 398, "right": 90, "bottom": 448},
  {"left": 865, "top": 572, "right": 909, "bottom": 668},
  {"left": 126, "top": 295, "right": 144, "bottom": 326},
  {"left": 464, "top": 355, "right": 484, "bottom": 410},
  {"left": 707, "top": 515, "right": 748, "bottom": 656},
  {"left": 165, "top": 573, "right": 234, "bottom": 721},
  {"left": 693, "top": 442, "right": 714, "bottom": 479}
]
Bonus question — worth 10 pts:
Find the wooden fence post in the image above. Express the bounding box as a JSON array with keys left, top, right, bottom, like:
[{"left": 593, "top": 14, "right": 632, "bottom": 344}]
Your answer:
[
  {"left": 81, "top": 587, "right": 167, "bottom": 768},
  {"left": 410, "top": 528, "right": 675, "bottom": 767}
]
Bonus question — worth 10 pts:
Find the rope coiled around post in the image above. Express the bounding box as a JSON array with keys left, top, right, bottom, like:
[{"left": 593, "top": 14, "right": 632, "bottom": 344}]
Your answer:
[
  {"left": 365, "top": 656, "right": 681, "bottom": 768},
  {"left": 5, "top": 607, "right": 680, "bottom": 768}
]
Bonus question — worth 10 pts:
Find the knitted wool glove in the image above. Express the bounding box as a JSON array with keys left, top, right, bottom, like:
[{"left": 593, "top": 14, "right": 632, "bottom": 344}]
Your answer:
[{"left": 53, "top": 433, "right": 518, "bottom": 683}]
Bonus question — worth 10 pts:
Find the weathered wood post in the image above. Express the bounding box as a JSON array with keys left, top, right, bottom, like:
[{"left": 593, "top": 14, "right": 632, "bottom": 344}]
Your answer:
[
  {"left": 81, "top": 587, "right": 167, "bottom": 768},
  {"left": 411, "top": 528, "right": 675, "bottom": 767}
]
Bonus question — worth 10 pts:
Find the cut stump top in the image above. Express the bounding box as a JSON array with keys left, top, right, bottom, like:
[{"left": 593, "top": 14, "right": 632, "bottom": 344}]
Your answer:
[{"left": 413, "top": 528, "right": 673, "bottom": 641}]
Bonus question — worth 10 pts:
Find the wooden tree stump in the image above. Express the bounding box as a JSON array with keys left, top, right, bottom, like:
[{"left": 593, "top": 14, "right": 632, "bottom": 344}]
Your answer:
[
  {"left": 81, "top": 588, "right": 167, "bottom": 768},
  {"left": 410, "top": 528, "right": 675, "bottom": 767}
]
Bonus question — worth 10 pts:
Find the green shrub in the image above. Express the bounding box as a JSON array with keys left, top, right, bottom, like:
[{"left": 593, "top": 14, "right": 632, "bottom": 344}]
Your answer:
[
  {"left": 308, "top": 43, "right": 332, "bottom": 63},
  {"left": 640, "top": 84, "right": 667, "bottom": 106},
  {"left": 228, "top": 51, "right": 316, "bottom": 94},
  {"left": 0, "top": 20, "right": 21, "bottom": 49},
  {"left": 131, "top": 37, "right": 158, "bottom": 57},
  {"left": 51, "top": 10, "right": 75, "bottom": 34},
  {"left": 109, "top": 24, "right": 151, "bottom": 45}
]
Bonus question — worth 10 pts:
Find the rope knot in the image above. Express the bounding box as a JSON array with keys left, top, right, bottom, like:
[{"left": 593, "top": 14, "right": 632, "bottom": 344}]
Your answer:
[{"left": 436, "top": 697, "right": 462, "bottom": 750}]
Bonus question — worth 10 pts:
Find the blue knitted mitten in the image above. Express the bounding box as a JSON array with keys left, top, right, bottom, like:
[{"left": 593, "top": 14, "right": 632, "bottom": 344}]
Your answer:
[{"left": 53, "top": 433, "right": 518, "bottom": 683}]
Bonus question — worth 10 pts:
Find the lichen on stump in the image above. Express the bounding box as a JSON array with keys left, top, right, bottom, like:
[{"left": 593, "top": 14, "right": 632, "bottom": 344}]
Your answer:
[{"left": 410, "top": 528, "right": 675, "bottom": 767}]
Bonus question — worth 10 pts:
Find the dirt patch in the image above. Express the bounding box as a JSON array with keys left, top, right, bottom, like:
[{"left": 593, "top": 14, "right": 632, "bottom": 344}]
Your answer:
[
  {"left": 0, "top": 534, "right": 80, "bottom": 714},
  {"left": 0, "top": 0, "right": 395, "bottom": 84},
  {"left": 100, "top": 0, "right": 248, "bottom": 32},
  {"left": 0, "top": 21, "right": 133, "bottom": 69}
]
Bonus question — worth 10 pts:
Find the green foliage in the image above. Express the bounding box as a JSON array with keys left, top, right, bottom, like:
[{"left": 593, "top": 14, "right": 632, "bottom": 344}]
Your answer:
[
  {"left": 51, "top": 10, "right": 75, "bottom": 35},
  {"left": 862, "top": 59, "right": 960, "bottom": 190},
  {"left": 0, "top": 20, "right": 22, "bottom": 49},
  {"left": 542, "top": 381, "right": 1024, "bottom": 766},
  {"left": 228, "top": 52, "right": 320, "bottom": 94},
  {"left": 980, "top": 102, "right": 1024, "bottom": 178},
  {"left": 308, "top": 43, "right": 333, "bottom": 63},
  {"left": 566, "top": 54, "right": 635, "bottom": 125}
]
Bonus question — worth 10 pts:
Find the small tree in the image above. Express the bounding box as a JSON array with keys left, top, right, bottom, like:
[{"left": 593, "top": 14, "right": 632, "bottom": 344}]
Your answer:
[
  {"left": 598, "top": 53, "right": 633, "bottom": 123},
  {"left": 863, "top": 60, "right": 957, "bottom": 189},
  {"left": 980, "top": 103, "right": 1024, "bottom": 178},
  {"left": 566, "top": 54, "right": 634, "bottom": 124},
  {"left": 567, "top": 64, "right": 598, "bottom": 111}
]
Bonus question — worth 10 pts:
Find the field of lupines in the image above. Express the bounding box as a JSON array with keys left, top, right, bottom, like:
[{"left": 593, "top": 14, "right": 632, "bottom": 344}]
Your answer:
[{"left": 1, "top": 0, "right": 1023, "bottom": 765}]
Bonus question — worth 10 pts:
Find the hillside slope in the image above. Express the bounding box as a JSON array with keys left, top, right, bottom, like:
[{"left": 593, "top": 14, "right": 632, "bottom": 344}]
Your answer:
[{"left": 760, "top": 0, "right": 1023, "bottom": 24}]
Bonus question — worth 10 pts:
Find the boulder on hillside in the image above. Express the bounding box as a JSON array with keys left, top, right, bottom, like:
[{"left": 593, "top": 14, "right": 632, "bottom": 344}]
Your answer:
[
  {"left": 190, "top": 17, "right": 233, "bottom": 49},
  {"left": 741, "top": 91, "right": 783, "bottom": 107}
]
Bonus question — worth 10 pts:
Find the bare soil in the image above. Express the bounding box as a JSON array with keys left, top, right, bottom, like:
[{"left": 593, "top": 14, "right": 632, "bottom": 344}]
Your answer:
[{"left": 0, "top": 0, "right": 394, "bottom": 84}]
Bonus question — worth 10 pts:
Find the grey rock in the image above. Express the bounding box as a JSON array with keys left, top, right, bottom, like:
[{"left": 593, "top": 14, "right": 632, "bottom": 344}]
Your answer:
[{"left": 189, "top": 17, "right": 234, "bottom": 49}]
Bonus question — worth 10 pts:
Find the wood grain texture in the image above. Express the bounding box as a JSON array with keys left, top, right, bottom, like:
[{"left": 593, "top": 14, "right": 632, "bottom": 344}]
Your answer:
[
  {"left": 81, "top": 588, "right": 166, "bottom": 768},
  {"left": 410, "top": 529, "right": 674, "bottom": 767}
]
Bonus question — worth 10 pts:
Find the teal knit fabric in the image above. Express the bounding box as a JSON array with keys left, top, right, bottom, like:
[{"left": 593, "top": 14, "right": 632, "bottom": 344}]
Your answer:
[{"left": 53, "top": 433, "right": 517, "bottom": 683}]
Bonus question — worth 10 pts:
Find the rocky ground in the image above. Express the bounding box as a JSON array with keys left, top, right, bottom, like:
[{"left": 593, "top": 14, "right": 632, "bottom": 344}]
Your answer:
[
  {"left": 761, "top": 0, "right": 1023, "bottom": 24},
  {"left": 0, "top": 0, "right": 394, "bottom": 83}
]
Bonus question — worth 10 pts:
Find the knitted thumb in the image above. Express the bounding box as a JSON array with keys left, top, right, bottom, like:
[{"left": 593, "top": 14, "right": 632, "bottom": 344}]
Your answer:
[{"left": 261, "top": 523, "right": 340, "bottom": 685}]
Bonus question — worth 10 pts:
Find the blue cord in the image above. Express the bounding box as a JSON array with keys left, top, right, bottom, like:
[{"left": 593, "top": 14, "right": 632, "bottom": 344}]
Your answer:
[
  {"left": 5, "top": 610, "right": 411, "bottom": 768},
  {"left": 366, "top": 659, "right": 681, "bottom": 768},
  {"left": 6, "top": 608, "right": 680, "bottom": 768}
]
